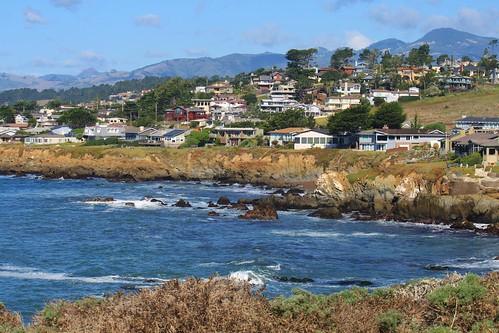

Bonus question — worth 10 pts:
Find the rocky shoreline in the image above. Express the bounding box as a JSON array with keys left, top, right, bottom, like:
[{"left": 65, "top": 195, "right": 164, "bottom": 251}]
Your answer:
[{"left": 1, "top": 145, "right": 498, "bottom": 234}]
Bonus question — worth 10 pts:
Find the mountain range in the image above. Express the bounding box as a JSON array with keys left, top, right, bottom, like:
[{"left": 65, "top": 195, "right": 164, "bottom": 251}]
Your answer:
[{"left": 0, "top": 28, "right": 496, "bottom": 92}]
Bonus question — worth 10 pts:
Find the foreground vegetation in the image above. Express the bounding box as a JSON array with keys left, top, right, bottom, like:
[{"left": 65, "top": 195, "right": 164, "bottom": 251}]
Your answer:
[{"left": 1, "top": 273, "right": 497, "bottom": 332}]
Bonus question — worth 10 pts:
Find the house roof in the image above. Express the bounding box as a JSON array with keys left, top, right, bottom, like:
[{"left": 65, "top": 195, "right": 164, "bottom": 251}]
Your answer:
[
  {"left": 457, "top": 116, "right": 499, "bottom": 123},
  {"left": 295, "top": 128, "right": 332, "bottom": 136},
  {"left": 360, "top": 128, "right": 446, "bottom": 135},
  {"left": 453, "top": 133, "right": 499, "bottom": 145},
  {"left": 164, "top": 129, "right": 186, "bottom": 138},
  {"left": 268, "top": 127, "right": 310, "bottom": 135}
]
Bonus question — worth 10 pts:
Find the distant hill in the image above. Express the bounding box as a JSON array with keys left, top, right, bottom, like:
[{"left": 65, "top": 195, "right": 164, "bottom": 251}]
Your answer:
[
  {"left": 368, "top": 28, "right": 496, "bottom": 59},
  {"left": 0, "top": 28, "right": 496, "bottom": 92}
]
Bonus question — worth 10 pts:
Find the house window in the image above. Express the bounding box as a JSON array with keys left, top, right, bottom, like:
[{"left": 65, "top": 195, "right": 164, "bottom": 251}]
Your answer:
[
  {"left": 314, "top": 138, "right": 320, "bottom": 144},
  {"left": 307, "top": 138, "right": 313, "bottom": 144},
  {"left": 378, "top": 136, "right": 388, "bottom": 141},
  {"left": 294, "top": 138, "right": 300, "bottom": 143},
  {"left": 320, "top": 137, "right": 326, "bottom": 144},
  {"left": 332, "top": 138, "right": 338, "bottom": 144},
  {"left": 489, "top": 148, "right": 496, "bottom": 155},
  {"left": 301, "top": 138, "right": 307, "bottom": 144},
  {"left": 413, "top": 136, "right": 419, "bottom": 139},
  {"left": 406, "top": 136, "right": 411, "bottom": 140},
  {"left": 389, "top": 136, "right": 395, "bottom": 140}
]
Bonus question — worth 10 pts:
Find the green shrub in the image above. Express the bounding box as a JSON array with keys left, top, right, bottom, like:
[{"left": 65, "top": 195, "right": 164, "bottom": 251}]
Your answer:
[
  {"left": 459, "top": 152, "right": 483, "bottom": 166},
  {"left": 377, "top": 310, "right": 403, "bottom": 333},
  {"left": 426, "top": 326, "right": 458, "bottom": 333},
  {"left": 271, "top": 289, "right": 334, "bottom": 318},
  {"left": 427, "top": 274, "right": 486, "bottom": 308},
  {"left": 336, "top": 287, "right": 369, "bottom": 304},
  {"left": 470, "top": 320, "right": 498, "bottom": 333},
  {"left": 40, "top": 302, "right": 64, "bottom": 327}
]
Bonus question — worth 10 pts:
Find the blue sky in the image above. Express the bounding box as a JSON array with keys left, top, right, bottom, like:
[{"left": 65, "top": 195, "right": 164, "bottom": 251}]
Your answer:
[{"left": 1, "top": 0, "right": 498, "bottom": 75}]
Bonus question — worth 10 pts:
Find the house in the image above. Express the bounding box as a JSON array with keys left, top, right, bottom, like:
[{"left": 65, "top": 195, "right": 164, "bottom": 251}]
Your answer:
[
  {"left": 98, "top": 117, "right": 128, "bottom": 125},
  {"left": 397, "top": 66, "right": 427, "bottom": 83},
  {"left": 455, "top": 117, "right": 499, "bottom": 131},
  {"left": 206, "top": 81, "right": 233, "bottom": 95},
  {"left": 164, "top": 107, "right": 208, "bottom": 122},
  {"left": 138, "top": 128, "right": 188, "bottom": 147},
  {"left": 270, "top": 84, "right": 296, "bottom": 100},
  {"left": 357, "top": 128, "right": 447, "bottom": 152},
  {"left": 84, "top": 124, "right": 126, "bottom": 141},
  {"left": 24, "top": 134, "right": 78, "bottom": 145},
  {"left": 293, "top": 129, "right": 335, "bottom": 150},
  {"left": 267, "top": 127, "right": 310, "bottom": 146},
  {"left": 438, "top": 75, "right": 473, "bottom": 90},
  {"left": 260, "top": 96, "right": 300, "bottom": 113},
  {"left": 335, "top": 81, "right": 361, "bottom": 96},
  {"left": 51, "top": 126, "right": 73, "bottom": 136},
  {"left": 210, "top": 127, "right": 264, "bottom": 146},
  {"left": 0, "top": 128, "right": 24, "bottom": 144},
  {"left": 15, "top": 115, "right": 29, "bottom": 125},
  {"left": 453, "top": 133, "right": 499, "bottom": 166},
  {"left": 325, "top": 95, "right": 362, "bottom": 111},
  {"left": 192, "top": 99, "right": 212, "bottom": 113},
  {"left": 368, "top": 87, "right": 419, "bottom": 104}
]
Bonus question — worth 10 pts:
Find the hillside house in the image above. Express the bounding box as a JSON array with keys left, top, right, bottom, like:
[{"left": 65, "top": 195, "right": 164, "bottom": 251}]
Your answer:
[
  {"left": 455, "top": 117, "right": 499, "bottom": 131},
  {"left": 452, "top": 133, "right": 499, "bottom": 166},
  {"left": 164, "top": 107, "right": 208, "bottom": 122},
  {"left": 357, "top": 128, "right": 447, "bottom": 152},
  {"left": 293, "top": 129, "right": 335, "bottom": 150},
  {"left": 335, "top": 81, "right": 361, "bottom": 96},
  {"left": 210, "top": 127, "right": 263, "bottom": 146},
  {"left": 24, "top": 134, "right": 78, "bottom": 145},
  {"left": 267, "top": 127, "right": 310, "bottom": 146},
  {"left": 325, "top": 95, "right": 362, "bottom": 111}
]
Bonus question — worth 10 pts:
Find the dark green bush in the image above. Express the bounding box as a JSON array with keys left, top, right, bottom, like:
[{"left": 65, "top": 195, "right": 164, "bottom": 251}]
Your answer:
[
  {"left": 427, "top": 274, "right": 486, "bottom": 308},
  {"left": 377, "top": 309, "right": 403, "bottom": 333}
]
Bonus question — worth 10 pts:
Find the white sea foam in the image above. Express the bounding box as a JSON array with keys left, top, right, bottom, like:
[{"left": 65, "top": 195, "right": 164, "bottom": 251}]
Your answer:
[
  {"left": 272, "top": 230, "right": 396, "bottom": 238},
  {"left": 444, "top": 258, "right": 499, "bottom": 270},
  {"left": 266, "top": 264, "right": 281, "bottom": 271},
  {"left": 0, "top": 265, "right": 168, "bottom": 284},
  {"left": 84, "top": 198, "right": 168, "bottom": 210},
  {"left": 231, "top": 260, "right": 255, "bottom": 266},
  {"left": 228, "top": 270, "right": 265, "bottom": 286}
]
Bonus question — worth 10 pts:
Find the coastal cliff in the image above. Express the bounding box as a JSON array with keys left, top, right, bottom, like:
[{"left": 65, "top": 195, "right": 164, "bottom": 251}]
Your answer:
[{"left": 0, "top": 145, "right": 498, "bottom": 227}]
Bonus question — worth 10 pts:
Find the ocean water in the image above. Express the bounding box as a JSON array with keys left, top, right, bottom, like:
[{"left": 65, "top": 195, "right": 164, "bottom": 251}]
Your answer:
[{"left": 0, "top": 175, "right": 498, "bottom": 320}]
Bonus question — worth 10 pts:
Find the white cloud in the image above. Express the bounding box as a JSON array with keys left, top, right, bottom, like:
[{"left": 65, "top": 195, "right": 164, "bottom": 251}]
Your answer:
[
  {"left": 135, "top": 14, "right": 161, "bottom": 28},
  {"left": 323, "top": 0, "right": 374, "bottom": 12},
  {"left": 51, "top": 0, "right": 81, "bottom": 9},
  {"left": 243, "top": 23, "right": 289, "bottom": 47},
  {"left": 345, "top": 31, "right": 372, "bottom": 49},
  {"left": 24, "top": 7, "right": 45, "bottom": 24},
  {"left": 370, "top": 5, "right": 421, "bottom": 29}
]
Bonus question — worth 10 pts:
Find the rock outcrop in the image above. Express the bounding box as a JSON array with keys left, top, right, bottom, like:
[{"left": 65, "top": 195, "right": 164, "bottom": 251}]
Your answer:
[{"left": 240, "top": 204, "right": 278, "bottom": 221}]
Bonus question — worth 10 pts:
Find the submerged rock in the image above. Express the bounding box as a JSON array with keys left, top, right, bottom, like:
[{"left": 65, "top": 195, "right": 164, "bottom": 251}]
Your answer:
[
  {"left": 450, "top": 220, "right": 476, "bottom": 231},
  {"left": 174, "top": 199, "right": 192, "bottom": 208},
  {"left": 275, "top": 276, "right": 314, "bottom": 283},
  {"left": 217, "top": 196, "right": 231, "bottom": 206},
  {"left": 208, "top": 211, "right": 220, "bottom": 217},
  {"left": 125, "top": 202, "right": 135, "bottom": 207},
  {"left": 230, "top": 203, "right": 249, "bottom": 211},
  {"left": 308, "top": 207, "right": 342, "bottom": 219},
  {"left": 207, "top": 201, "right": 218, "bottom": 208},
  {"left": 84, "top": 197, "right": 114, "bottom": 202},
  {"left": 240, "top": 204, "right": 278, "bottom": 221}
]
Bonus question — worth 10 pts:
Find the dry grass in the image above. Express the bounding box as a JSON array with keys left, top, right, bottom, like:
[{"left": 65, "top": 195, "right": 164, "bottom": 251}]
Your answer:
[
  {"left": 403, "top": 85, "right": 499, "bottom": 127},
  {"left": 1, "top": 273, "right": 498, "bottom": 333}
]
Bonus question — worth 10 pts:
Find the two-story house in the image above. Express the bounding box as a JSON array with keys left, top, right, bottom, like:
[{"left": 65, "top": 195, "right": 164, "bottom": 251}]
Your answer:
[{"left": 357, "top": 128, "right": 447, "bottom": 152}]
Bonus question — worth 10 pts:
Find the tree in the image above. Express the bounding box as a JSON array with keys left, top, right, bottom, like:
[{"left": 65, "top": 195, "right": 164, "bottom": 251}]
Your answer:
[
  {"left": 266, "top": 108, "right": 315, "bottom": 131},
  {"left": 58, "top": 108, "right": 97, "bottom": 128},
  {"left": 489, "top": 39, "right": 498, "bottom": 55},
  {"left": 181, "top": 129, "right": 211, "bottom": 148},
  {"left": 436, "top": 54, "right": 449, "bottom": 65},
  {"left": 242, "top": 93, "right": 257, "bottom": 106},
  {"left": 0, "top": 106, "right": 14, "bottom": 123},
  {"left": 47, "top": 100, "right": 62, "bottom": 109},
  {"left": 359, "top": 48, "right": 379, "bottom": 68},
  {"left": 373, "top": 97, "right": 386, "bottom": 107},
  {"left": 327, "top": 103, "right": 371, "bottom": 133},
  {"left": 461, "top": 56, "right": 472, "bottom": 63},
  {"left": 371, "top": 102, "right": 406, "bottom": 129},
  {"left": 286, "top": 48, "right": 318, "bottom": 68},
  {"left": 407, "top": 44, "right": 433, "bottom": 67},
  {"left": 331, "top": 47, "right": 354, "bottom": 68},
  {"left": 424, "top": 122, "right": 446, "bottom": 132},
  {"left": 479, "top": 48, "right": 498, "bottom": 75}
]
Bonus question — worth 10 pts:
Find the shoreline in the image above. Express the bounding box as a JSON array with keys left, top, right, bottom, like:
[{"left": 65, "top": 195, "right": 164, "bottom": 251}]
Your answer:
[{"left": 0, "top": 145, "right": 498, "bottom": 232}]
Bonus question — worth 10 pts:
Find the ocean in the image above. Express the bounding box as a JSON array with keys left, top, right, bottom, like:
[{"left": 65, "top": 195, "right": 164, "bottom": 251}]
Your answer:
[{"left": 0, "top": 175, "right": 498, "bottom": 320}]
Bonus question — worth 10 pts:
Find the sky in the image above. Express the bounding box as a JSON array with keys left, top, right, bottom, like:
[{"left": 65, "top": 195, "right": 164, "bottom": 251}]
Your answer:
[{"left": 1, "top": 0, "right": 498, "bottom": 75}]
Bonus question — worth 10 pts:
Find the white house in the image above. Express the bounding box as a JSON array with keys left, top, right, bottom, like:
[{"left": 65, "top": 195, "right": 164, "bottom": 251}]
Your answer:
[
  {"left": 267, "top": 127, "right": 310, "bottom": 146},
  {"left": 15, "top": 115, "right": 29, "bottom": 125},
  {"left": 293, "top": 129, "right": 335, "bottom": 150},
  {"left": 260, "top": 96, "right": 300, "bottom": 113},
  {"left": 24, "top": 134, "right": 78, "bottom": 145},
  {"left": 335, "top": 81, "right": 361, "bottom": 96},
  {"left": 357, "top": 128, "right": 447, "bottom": 152},
  {"left": 325, "top": 95, "right": 362, "bottom": 111}
]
